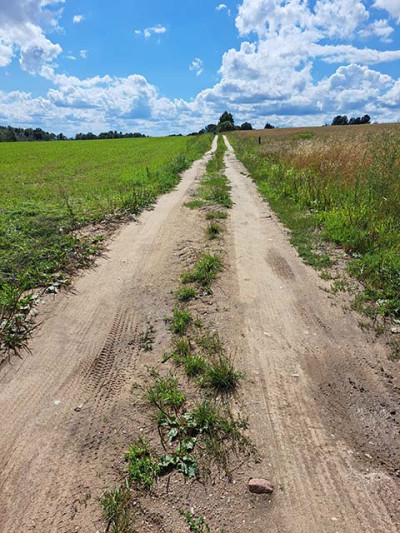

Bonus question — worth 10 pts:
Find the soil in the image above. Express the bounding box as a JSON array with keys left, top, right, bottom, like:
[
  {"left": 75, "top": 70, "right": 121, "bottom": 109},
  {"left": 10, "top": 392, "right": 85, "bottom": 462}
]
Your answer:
[{"left": 0, "top": 135, "right": 399, "bottom": 533}]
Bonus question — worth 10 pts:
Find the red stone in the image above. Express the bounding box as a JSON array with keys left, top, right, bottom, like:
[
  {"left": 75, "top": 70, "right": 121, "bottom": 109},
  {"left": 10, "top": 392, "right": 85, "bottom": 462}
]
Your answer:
[{"left": 248, "top": 478, "right": 274, "bottom": 494}]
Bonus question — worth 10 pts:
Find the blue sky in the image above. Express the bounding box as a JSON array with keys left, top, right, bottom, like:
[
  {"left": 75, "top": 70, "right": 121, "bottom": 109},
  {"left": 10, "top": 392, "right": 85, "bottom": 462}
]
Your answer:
[{"left": 0, "top": 0, "right": 400, "bottom": 135}]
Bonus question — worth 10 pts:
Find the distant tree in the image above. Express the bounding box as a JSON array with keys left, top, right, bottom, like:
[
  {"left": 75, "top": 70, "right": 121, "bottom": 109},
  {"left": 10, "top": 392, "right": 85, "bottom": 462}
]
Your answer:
[
  {"left": 332, "top": 115, "right": 349, "bottom": 126},
  {"left": 218, "top": 120, "right": 235, "bottom": 132},
  {"left": 264, "top": 122, "right": 275, "bottom": 129},
  {"left": 205, "top": 124, "right": 217, "bottom": 134},
  {"left": 218, "top": 111, "right": 234, "bottom": 126},
  {"left": 332, "top": 114, "right": 371, "bottom": 126},
  {"left": 240, "top": 122, "right": 253, "bottom": 130}
]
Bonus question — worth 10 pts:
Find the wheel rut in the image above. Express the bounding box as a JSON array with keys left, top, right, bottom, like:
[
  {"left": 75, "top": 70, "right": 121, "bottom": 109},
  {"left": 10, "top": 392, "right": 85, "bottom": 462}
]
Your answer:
[
  {"left": 0, "top": 138, "right": 217, "bottom": 533},
  {"left": 221, "top": 135, "right": 400, "bottom": 533}
]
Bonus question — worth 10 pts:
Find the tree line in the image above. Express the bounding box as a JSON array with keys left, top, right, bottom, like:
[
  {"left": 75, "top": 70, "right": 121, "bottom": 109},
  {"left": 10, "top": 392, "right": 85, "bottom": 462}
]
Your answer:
[
  {"left": 0, "top": 125, "right": 147, "bottom": 143},
  {"left": 331, "top": 114, "right": 371, "bottom": 126},
  {"left": 1, "top": 111, "right": 373, "bottom": 143}
]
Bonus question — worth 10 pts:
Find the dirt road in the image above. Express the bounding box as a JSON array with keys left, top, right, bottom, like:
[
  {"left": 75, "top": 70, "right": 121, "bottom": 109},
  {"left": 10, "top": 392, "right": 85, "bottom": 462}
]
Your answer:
[
  {"left": 222, "top": 135, "right": 400, "bottom": 532},
  {"left": 0, "top": 138, "right": 218, "bottom": 532},
  {"left": 0, "top": 135, "right": 399, "bottom": 532}
]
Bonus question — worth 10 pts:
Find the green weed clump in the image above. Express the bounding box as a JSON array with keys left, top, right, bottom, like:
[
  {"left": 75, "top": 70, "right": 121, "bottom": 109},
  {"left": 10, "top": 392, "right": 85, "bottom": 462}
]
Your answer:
[
  {"left": 170, "top": 307, "right": 192, "bottom": 335},
  {"left": 206, "top": 211, "right": 227, "bottom": 220},
  {"left": 147, "top": 373, "right": 186, "bottom": 412},
  {"left": 179, "top": 509, "right": 211, "bottom": 532},
  {"left": 125, "top": 438, "right": 159, "bottom": 490},
  {"left": 206, "top": 221, "right": 222, "bottom": 240},
  {"left": 175, "top": 286, "right": 196, "bottom": 302},
  {"left": 199, "top": 175, "right": 232, "bottom": 208},
  {"left": 183, "top": 355, "right": 208, "bottom": 377},
  {"left": 202, "top": 354, "right": 242, "bottom": 394},
  {"left": 182, "top": 254, "right": 223, "bottom": 289},
  {"left": 185, "top": 199, "right": 205, "bottom": 209},
  {"left": 101, "top": 486, "right": 132, "bottom": 533}
]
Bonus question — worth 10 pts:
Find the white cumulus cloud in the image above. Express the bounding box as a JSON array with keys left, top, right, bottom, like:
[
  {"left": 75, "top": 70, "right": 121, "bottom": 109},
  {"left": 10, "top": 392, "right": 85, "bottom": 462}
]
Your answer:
[
  {"left": 374, "top": 0, "right": 400, "bottom": 22},
  {"left": 0, "top": 0, "right": 63, "bottom": 73}
]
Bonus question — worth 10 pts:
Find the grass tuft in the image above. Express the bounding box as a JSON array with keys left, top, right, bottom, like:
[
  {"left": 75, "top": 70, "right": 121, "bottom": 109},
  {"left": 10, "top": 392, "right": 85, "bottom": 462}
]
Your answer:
[
  {"left": 206, "top": 221, "right": 222, "bottom": 240},
  {"left": 175, "top": 286, "right": 196, "bottom": 302},
  {"left": 125, "top": 438, "right": 159, "bottom": 490},
  {"left": 101, "top": 486, "right": 132, "bottom": 533},
  {"left": 182, "top": 254, "right": 223, "bottom": 289},
  {"left": 202, "top": 354, "right": 242, "bottom": 394},
  {"left": 147, "top": 373, "right": 186, "bottom": 412},
  {"left": 205, "top": 211, "right": 227, "bottom": 220},
  {"left": 170, "top": 307, "right": 192, "bottom": 335}
]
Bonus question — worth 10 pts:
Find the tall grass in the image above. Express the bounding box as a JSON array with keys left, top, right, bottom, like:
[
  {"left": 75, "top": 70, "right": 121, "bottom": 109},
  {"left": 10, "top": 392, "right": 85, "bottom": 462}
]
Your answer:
[{"left": 230, "top": 127, "right": 400, "bottom": 318}]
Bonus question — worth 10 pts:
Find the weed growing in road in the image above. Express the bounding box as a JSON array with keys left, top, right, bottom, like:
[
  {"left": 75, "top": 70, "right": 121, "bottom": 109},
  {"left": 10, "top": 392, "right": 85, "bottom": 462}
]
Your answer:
[
  {"left": 183, "top": 355, "right": 209, "bottom": 377},
  {"left": 185, "top": 199, "right": 205, "bottom": 209},
  {"left": 199, "top": 175, "right": 232, "bottom": 209},
  {"left": 179, "top": 509, "right": 211, "bottom": 532},
  {"left": 170, "top": 307, "right": 192, "bottom": 335},
  {"left": 202, "top": 353, "right": 242, "bottom": 394},
  {"left": 0, "top": 285, "right": 38, "bottom": 360},
  {"left": 171, "top": 338, "right": 191, "bottom": 362},
  {"left": 101, "top": 486, "right": 132, "bottom": 533},
  {"left": 206, "top": 222, "right": 222, "bottom": 240},
  {"left": 125, "top": 438, "right": 159, "bottom": 490},
  {"left": 206, "top": 211, "right": 227, "bottom": 220},
  {"left": 147, "top": 373, "right": 186, "bottom": 413},
  {"left": 175, "top": 286, "right": 196, "bottom": 302},
  {"left": 182, "top": 254, "right": 223, "bottom": 290}
]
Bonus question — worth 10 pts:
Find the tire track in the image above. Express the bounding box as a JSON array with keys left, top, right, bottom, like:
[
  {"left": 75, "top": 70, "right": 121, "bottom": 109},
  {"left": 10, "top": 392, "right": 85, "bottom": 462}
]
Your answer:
[
  {"left": 222, "top": 135, "right": 400, "bottom": 533},
  {"left": 0, "top": 138, "right": 218, "bottom": 533}
]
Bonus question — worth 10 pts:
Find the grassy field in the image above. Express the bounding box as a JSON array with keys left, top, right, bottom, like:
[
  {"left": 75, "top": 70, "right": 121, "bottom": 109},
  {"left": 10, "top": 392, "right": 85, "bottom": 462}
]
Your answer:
[
  {"left": 230, "top": 124, "right": 400, "bottom": 320},
  {"left": 0, "top": 135, "right": 211, "bottom": 354}
]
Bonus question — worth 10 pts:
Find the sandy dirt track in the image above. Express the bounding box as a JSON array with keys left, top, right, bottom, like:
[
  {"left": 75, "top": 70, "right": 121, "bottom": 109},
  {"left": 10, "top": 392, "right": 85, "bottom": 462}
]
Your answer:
[
  {"left": 222, "top": 135, "right": 400, "bottom": 532},
  {"left": 0, "top": 138, "right": 218, "bottom": 533},
  {"left": 0, "top": 135, "right": 399, "bottom": 532}
]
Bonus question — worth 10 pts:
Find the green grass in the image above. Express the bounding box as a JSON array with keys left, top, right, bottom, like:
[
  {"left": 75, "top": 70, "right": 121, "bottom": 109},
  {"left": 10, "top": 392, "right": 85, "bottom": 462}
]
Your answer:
[
  {"left": 199, "top": 175, "right": 232, "bottom": 208},
  {"left": 206, "top": 221, "right": 222, "bottom": 240},
  {"left": 147, "top": 373, "right": 186, "bottom": 412},
  {"left": 183, "top": 355, "right": 208, "bottom": 377},
  {"left": 181, "top": 254, "right": 223, "bottom": 289},
  {"left": 170, "top": 307, "right": 192, "bottom": 335},
  {"left": 198, "top": 136, "right": 232, "bottom": 209},
  {"left": 205, "top": 211, "right": 227, "bottom": 220},
  {"left": 202, "top": 354, "right": 242, "bottom": 394},
  {"left": 179, "top": 509, "right": 211, "bottom": 533},
  {"left": 175, "top": 286, "right": 196, "bottom": 302},
  {"left": 0, "top": 135, "right": 212, "bottom": 356},
  {"left": 101, "top": 486, "right": 133, "bottom": 533},
  {"left": 184, "top": 199, "right": 205, "bottom": 209},
  {"left": 125, "top": 438, "right": 160, "bottom": 490}
]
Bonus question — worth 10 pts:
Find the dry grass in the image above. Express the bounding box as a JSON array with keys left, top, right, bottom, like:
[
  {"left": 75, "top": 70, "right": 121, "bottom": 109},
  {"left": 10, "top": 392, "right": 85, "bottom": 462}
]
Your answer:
[{"left": 231, "top": 124, "right": 400, "bottom": 320}]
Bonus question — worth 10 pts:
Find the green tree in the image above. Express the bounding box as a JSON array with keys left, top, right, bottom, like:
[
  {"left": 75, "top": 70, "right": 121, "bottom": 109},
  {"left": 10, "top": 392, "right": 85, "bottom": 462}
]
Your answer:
[
  {"left": 218, "top": 111, "right": 234, "bottom": 126},
  {"left": 218, "top": 121, "right": 234, "bottom": 132}
]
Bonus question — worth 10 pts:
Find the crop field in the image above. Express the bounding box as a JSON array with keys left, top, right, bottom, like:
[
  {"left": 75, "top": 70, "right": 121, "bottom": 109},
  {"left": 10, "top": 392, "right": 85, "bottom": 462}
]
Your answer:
[
  {"left": 230, "top": 124, "right": 400, "bottom": 320},
  {"left": 0, "top": 135, "right": 211, "bottom": 352}
]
